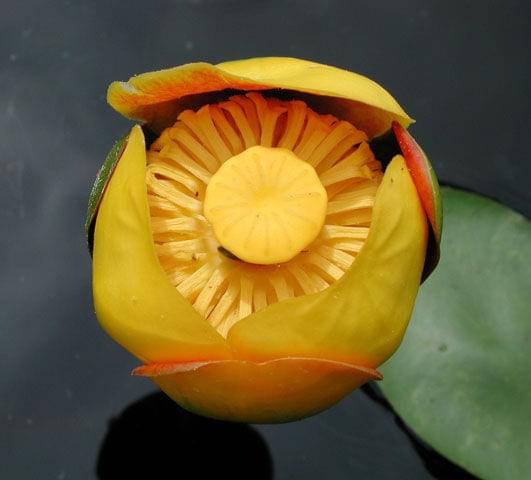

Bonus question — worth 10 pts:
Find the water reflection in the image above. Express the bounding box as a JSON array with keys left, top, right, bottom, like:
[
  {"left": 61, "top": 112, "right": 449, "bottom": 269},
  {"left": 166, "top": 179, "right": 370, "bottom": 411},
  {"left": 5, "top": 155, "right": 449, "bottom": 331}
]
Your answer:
[{"left": 96, "top": 392, "right": 273, "bottom": 479}]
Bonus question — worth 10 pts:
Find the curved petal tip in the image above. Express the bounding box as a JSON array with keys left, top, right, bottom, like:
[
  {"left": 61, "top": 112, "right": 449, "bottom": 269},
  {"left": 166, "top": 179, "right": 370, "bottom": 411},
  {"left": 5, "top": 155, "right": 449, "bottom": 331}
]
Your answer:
[{"left": 107, "top": 58, "right": 412, "bottom": 137}]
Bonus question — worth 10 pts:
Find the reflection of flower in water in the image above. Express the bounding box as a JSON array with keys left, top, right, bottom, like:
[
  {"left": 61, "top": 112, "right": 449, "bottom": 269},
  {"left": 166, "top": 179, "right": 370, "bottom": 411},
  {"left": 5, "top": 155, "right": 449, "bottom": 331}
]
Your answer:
[{"left": 96, "top": 392, "right": 273, "bottom": 480}]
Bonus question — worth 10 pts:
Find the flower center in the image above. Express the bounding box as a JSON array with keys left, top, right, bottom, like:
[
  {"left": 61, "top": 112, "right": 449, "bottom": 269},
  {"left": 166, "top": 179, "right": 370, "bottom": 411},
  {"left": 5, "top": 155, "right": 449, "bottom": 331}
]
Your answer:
[
  {"left": 204, "top": 146, "right": 327, "bottom": 265},
  {"left": 146, "top": 92, "right": 383, "bottom": 336}
]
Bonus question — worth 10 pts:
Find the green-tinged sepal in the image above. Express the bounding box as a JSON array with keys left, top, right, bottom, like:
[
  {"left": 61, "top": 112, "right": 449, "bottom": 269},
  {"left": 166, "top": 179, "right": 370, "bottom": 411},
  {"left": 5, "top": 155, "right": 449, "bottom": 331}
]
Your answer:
[
  {"left": 392, "top": 122, "right": 442, "bottom": 281},
  {"left": 85, "top": 133, "right": 129, "bottom": 255},
  {"left": 369, "top": 124, "right": 442, "bottom": 281}
]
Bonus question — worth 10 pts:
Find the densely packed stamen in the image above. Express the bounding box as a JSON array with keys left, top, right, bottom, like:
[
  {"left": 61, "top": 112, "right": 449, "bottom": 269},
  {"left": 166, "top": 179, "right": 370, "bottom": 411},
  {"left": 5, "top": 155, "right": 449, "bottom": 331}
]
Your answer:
[
  {"left": 203, "top": 145, "right": 329, "bottom": 265},
  {"left": 146, "top": 92, "right": 383, "bottom": 337}
]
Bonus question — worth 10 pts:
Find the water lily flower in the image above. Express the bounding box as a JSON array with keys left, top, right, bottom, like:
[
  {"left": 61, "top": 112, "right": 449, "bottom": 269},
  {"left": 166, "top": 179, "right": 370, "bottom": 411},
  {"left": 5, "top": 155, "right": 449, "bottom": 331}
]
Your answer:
[{"left": 86, "top": 57, "right": 442, "bottom": 423}]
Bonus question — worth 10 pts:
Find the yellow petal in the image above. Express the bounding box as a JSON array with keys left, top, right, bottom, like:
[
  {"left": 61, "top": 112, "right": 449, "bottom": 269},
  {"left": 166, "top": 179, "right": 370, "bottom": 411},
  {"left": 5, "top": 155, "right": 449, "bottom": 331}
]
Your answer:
[
  {"left": 92, "top": 125, "right": 231, "bottom": 363},
  {"left": 133, "top": 357, "right": 382, "bottom": 423},
  {"left": 227, "top": 155, "right": 428, "bottom": 368},
  {"left": 108, "top": 57, "right": 412, "bottom": 136}
]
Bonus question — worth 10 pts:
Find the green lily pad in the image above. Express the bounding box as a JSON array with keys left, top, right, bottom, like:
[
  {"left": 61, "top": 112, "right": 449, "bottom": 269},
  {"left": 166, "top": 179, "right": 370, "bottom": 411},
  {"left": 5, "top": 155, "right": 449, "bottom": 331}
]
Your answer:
[{"left": 380, "top": 187, "right": 531, "bottom": 480}]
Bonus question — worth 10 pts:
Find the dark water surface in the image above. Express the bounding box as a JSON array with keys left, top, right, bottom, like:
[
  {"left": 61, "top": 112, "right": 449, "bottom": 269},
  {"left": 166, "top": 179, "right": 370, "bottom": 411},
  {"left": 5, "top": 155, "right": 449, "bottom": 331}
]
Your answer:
[{"left": 2, "top": 1, "right": 529, "bottom": 478}]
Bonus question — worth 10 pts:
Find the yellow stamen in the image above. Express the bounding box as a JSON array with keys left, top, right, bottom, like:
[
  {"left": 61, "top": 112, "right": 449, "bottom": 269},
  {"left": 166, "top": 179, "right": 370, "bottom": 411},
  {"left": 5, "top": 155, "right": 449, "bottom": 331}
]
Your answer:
[{"left": 145, "top": 92, "right": 383, "bottom": 337}]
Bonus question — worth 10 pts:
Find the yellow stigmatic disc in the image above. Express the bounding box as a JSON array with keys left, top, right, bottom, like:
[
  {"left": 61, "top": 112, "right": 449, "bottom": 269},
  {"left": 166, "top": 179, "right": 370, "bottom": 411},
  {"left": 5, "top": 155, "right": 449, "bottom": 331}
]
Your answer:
[{"left": 204, "top": 146, "right": 328, "bottom": 265}]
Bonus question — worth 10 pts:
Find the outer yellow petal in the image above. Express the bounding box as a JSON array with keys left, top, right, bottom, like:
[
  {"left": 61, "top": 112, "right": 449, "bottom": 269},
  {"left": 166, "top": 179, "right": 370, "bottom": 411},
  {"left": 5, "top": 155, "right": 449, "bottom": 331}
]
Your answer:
[
  {"left": 107, "top": 57, "right": 412, "bottom": 136},
  {"left": 227, "top": 155, "right": 428, "bottom": 368},
  {"left": 92, "top": 125, "right": 231, "bottom": 363},
  {"left": 133, "top": 357, "right": 382, "bottom": 423}
]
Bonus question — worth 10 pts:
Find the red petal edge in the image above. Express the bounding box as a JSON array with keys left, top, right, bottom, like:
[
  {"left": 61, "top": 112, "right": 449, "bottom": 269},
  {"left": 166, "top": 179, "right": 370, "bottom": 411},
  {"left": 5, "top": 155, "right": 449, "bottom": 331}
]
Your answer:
[{"left": 392, "top": 122, "right": 442, "bottom": 243}]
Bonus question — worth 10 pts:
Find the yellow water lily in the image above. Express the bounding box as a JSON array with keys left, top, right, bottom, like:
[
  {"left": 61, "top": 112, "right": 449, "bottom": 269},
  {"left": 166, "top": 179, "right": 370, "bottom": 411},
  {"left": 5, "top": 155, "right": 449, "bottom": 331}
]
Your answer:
[{"left": 87, "top": 57, "right": 442, "bottom": 423}]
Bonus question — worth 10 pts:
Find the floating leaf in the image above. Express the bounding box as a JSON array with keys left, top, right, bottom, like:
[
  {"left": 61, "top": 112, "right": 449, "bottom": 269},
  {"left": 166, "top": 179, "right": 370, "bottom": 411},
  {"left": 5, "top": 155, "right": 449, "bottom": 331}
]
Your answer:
[{"left": 380, "top": 187, "right": 531, "bottom": 480}]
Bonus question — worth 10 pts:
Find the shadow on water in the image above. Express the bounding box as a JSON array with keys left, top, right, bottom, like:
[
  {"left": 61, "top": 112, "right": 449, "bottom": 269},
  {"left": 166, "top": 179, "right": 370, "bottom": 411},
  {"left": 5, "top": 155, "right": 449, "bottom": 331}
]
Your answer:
[
  {"left": 96, "top": 392, "right": 273, "bottom": 479},
  {"left": 361, "top": 383, "right": 478, "bottom": 480}
]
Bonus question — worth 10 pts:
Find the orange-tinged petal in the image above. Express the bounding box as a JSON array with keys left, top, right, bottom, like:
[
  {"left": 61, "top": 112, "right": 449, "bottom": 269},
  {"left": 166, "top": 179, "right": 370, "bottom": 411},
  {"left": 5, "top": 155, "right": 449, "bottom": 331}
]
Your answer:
[
  {"left": 227, "top": 155, "right": 428, "bottom": 368},
  {"left": 392, "top": 121, "right": 442, "bottom": 281},
  {"left": 107, "top": 57, "right": 412, "bottom": 136},
  {"left": 133, "top": 357, "right": 382, "bottom": 423},
  {"left": 92, "top": 125, "right": 231, "bottom": 363},
  {"left": 392, "top": 122, "right": 442, "bottom": 243}
]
